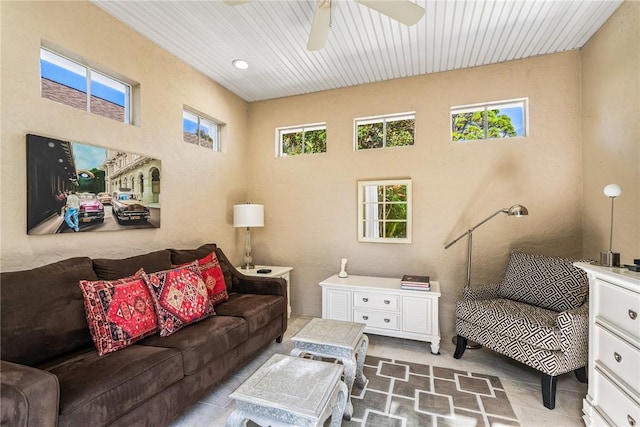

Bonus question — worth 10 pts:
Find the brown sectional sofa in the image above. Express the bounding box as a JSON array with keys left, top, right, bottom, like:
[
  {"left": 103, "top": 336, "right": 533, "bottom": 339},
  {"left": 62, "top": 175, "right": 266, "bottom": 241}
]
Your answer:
[{"left": 0, "top": 244, "right": 288, "bottom": 426}]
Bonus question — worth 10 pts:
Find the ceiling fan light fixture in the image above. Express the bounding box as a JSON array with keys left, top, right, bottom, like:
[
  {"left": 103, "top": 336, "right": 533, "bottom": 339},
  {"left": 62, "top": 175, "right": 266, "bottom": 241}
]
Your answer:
[{"left": 232, "top": 59, "right": 249, "bottom": 70}]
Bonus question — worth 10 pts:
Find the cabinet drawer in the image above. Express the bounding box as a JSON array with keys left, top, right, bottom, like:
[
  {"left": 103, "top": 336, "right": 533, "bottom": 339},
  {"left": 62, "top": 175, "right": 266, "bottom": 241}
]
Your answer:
[
  {"left": 596, "top": 279, "right": 640, "bottom": 341},
  {"left": 594, "top": 369, "right": 640, "bottom": 427},
  {"left": 353, "top": 309, "right": 399, "bottom": 331},
  {"left": 353, "top": 292, "right": 399, "bottom": 311},
  {"left": 595, "top": 326, "right": 640, "bottom": 390}
]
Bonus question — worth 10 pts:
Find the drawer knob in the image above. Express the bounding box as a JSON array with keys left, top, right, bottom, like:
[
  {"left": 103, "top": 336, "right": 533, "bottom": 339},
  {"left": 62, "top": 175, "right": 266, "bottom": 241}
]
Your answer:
[
  {"left": 362, "top": 315, "right": 369, "bottom": 320},
  {"left": 614, "top": 352, "right": 622, "bottom": 363},
  {"left": 630, "top": 310, "right": 638, "bottom": 320},
  {"left": 628, "top": 415, "right": 636, "bottom": 427},
  {"left": 384, "top": 318, "right": 390, "bottom": 323},
  {"left": 384, "top": 300, "right": 390, "bottom": 304},
  {"left": 362, "top": 298, "right": 369, "bottom": 303}
]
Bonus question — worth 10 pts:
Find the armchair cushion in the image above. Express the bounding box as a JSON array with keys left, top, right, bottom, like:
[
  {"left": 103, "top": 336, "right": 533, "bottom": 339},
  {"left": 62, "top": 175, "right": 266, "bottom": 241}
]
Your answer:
[{"left": 497, "top": 252, "right": 590, "bottom": 312}]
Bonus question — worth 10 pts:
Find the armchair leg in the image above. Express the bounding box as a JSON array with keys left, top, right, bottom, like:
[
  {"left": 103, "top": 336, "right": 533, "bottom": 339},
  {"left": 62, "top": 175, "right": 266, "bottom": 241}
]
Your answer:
[
  {"left": 541, "top": 374, "right": 557, "bottom": 409},
  {"left": 574, "top": 366, "right": 588, "bottom": 383},
  {"left": 453, "top": 335, "right": 467, "bottom": 359}
]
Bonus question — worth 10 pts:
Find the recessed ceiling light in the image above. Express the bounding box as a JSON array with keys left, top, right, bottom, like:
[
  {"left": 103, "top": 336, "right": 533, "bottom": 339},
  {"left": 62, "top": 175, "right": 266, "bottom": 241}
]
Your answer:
[{"left": 232, "top": 59, "right": 249, "bottom": 70}]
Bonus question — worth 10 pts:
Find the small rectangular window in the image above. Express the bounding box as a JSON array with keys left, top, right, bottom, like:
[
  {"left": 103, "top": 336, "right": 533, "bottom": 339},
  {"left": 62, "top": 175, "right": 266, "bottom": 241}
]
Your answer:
[
  {"left": 451, "top": 99, "right": 527, "bottom": 142},
  {"left": 355, "top": 113, "right": 415, "bottom": 150},
  {"left": 182, "top": 109, "right": 222, "bottom": 151},
  {"left": 40, "top": 47, "right": 131, "bottom": 124},
  {"left": 277, "top": 123, "right": 327, "bottom": 157}
]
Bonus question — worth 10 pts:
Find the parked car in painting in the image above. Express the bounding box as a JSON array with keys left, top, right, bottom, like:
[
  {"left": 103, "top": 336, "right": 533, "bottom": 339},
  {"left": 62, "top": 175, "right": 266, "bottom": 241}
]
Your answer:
[
  {"left": 97, "top": 192, "right": 112, "bottom": 205},
  {"left": 112, "top": 190, "right": 150, "bottom": 224},
  {"left": 78, "top": 193, "right": 105, "bottom": 224}
]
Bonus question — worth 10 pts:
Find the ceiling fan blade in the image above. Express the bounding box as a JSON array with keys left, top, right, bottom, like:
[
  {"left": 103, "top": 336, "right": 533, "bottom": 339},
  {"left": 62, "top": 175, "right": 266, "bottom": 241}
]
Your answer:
[
  {"left": 223, "top": 0, "right": 253, "bottom": 5},
  {"left": 355, "top": 0, "right": 425, "bottom": 26},
  {"left": 307, "top": 0, "right": 331, "bottom": 51}
]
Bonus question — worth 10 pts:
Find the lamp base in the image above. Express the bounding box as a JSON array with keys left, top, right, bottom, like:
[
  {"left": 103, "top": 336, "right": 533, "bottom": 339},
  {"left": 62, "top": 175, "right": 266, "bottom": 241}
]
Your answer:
[
  {"left": 451, "top": 335, "right": 482, "bottom": 349},
  {"left": 240, "top": 263, "right": 255, "bottom": 270},
  {"left": 600, "top": 251, "right": 621, "bottom": 267}
]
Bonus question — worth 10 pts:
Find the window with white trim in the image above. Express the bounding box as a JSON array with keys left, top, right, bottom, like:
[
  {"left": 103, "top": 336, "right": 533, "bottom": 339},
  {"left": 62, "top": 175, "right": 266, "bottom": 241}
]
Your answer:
[
  {"left": 40, "top": 47, "right": 132, "bottom": 124},
  {"left": 182, "top": 109, "right": 222, "bottom": 151},
  {"left": 451, "top": 98, "right": 527, "bottom": 142},
  {"left": 355, "top": 112, "right": 415, "bottom": 150},
  {"left": 277, "top": 123, "right": 326, "bottom": 156}
]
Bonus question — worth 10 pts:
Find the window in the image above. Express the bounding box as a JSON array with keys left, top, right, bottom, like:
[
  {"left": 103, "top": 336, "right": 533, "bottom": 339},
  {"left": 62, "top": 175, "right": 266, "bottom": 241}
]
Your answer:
[
  {"left": 451, "top": 98, "right": 527, "bottom": 142},
  {"left": 183, "top": 109, "right": 222, "bottom": 151},
  {"left": 40, "top": 47, "right": 131, "bottom": 123},
  {"left": 355, "top": 113, "right": 415, "bottom": 150},
  {"left": 357, "top": 179, "right": 412, "bottom": 244},
  {"left": 277, "top": 123, "right": 326, "bottom": 156}
]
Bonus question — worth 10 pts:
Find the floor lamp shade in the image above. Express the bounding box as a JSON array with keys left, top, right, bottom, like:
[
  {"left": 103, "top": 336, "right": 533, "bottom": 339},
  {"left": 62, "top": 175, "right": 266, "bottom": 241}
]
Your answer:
[{"left": 233, "top": 204, "right": 264, "bottom": 228}]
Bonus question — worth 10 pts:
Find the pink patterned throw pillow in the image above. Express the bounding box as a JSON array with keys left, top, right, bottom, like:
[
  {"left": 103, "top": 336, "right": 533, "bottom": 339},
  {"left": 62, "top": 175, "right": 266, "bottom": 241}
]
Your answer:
[
  {"left": 174, "top": 252, "right": 229, "bottom": 307},
  {"left": 142, "top": 262, "right": 213, "bottom": 337},
  {"left": 79, "top": 268, "right": 158, "bottom": 356}
]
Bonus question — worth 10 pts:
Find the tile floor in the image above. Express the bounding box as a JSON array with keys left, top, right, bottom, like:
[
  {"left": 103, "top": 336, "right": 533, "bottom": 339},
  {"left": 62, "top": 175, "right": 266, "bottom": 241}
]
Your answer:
[{"left": 170, "top": 316, "right": 587, "bottom": 427}]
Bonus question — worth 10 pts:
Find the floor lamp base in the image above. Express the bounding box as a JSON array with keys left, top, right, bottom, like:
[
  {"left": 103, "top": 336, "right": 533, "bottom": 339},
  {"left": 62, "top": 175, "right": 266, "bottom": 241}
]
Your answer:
[{"left": 451, "top": 335, "right": 482, "bottom": 349}]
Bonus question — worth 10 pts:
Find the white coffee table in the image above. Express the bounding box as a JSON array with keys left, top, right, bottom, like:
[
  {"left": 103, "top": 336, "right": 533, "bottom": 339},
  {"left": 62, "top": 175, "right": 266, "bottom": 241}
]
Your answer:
[
  {"left": 290, "top": 318, "right": 368, "bottom": 420},
  {"left": 226, "top": 354, "right": 348, "bottom": 427}
]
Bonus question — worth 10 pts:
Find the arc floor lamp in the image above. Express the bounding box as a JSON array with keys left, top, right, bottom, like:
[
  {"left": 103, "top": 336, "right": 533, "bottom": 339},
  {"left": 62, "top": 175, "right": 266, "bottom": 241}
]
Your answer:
[{"left": 445, "top": 204, "right": 529, "bottom": 348}]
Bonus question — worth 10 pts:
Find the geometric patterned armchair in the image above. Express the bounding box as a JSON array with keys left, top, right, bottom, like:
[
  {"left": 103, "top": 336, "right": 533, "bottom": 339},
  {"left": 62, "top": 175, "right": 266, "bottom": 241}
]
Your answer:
[{"left": 453, "top": 252, "right": 591, "bottom": 409}]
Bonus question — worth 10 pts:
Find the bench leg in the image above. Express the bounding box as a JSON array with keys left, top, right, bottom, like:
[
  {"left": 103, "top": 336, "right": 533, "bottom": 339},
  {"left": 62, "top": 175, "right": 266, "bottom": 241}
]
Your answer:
[
  {"left": 541, "top": 373, "right": 557, "bottom": 409},
  {"left": 453, "top": 335, "right": 467, "bottom": 359}
]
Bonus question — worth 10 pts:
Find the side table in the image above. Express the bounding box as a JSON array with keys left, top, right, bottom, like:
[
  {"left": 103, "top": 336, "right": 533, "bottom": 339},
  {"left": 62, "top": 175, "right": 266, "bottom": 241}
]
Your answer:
[
  {"left": 226, "top": 354, "right": 348, "bottom": 427},
  {"left": 239, "top": 265, "right": 293, "bottom": 318}
]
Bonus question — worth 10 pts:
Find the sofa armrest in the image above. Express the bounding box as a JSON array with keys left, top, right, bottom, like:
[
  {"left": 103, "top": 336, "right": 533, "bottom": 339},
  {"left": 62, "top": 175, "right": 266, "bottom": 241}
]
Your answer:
[
  {"left": 231, "top": 273, "right": 287, "bottom": 298},
  {"left": 463, "top": 283, "right": 500, "bottom": 300},
  {"left": 1, "top": 361, "right": 59, "bottom": 427},
  {"left": 556, "top": 302, "right": 589, "bottom": 359}
]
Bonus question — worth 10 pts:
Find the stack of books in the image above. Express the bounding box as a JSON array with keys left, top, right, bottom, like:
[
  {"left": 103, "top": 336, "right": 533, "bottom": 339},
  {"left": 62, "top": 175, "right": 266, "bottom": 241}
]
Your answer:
[{"left": 400, "top": 274, "right": 430, "bottom": 291}]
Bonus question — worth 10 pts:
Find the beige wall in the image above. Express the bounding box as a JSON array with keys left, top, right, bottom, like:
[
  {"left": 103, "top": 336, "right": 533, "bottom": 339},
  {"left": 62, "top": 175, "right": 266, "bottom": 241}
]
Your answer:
[
  {"left": 248, "top": 52, "right": 585, "bottom": 336},
  {"left": 581, "top": 1, "right": 640, "bottom": 265},
  {"left": 0, "top": 1, "right": 250, "bottom": 270}
]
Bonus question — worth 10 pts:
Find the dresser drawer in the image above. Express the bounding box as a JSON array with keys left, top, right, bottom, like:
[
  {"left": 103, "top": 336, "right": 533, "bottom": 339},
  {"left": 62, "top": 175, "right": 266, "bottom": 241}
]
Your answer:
[
  {"left": 596, "top": 279, "right": 640, "bottom": 340},
  {"left": 353, "top": 309, "right": 399, "bottom": 331},
  {"left": 353, "top": 292, "right": 399, "bottom": 311},
  {"left": 594, "top": 369, "right": 640, "bottom": 427},
  {"left": 595, "top": 326, "right": 640, "bottom": 390}
]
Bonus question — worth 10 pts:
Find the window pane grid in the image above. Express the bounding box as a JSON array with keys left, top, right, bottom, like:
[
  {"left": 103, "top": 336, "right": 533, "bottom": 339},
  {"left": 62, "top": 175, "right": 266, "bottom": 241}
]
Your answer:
[
  {"left": 451, "top": 99, "right": 527, "bottom": 142},
  {"left": 183, "top": 109, "right": 222, "bottom": 152},
  {"left": 277, "top": 123, "right": 327, "bottom": 156},
  {"left": 355, "top": 113, "right": 415, "bottom": 150}
]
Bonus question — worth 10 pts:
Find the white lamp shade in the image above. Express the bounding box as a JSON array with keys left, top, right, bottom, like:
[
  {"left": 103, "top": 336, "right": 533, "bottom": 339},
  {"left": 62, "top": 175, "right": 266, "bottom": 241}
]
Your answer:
[
  {"left": 233, "top": 204, "right": 264, "bottom": 227},
  {"left": 603, "top": 184, "right": 622, "bottom": 198}
]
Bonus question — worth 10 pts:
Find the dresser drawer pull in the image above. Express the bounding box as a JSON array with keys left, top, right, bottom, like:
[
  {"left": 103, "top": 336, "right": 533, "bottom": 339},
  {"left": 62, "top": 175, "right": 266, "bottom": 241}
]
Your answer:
[
  {"left": 362, "top": 315, "right": 369, "bottom": 320},
  {"left": 630, "top": 310, "right": 638, "bottom": 320},
  {"left": 362, "top": 298, "right": 369, "bottom": 303},
  {"left": 628, "top": 415, "right": 636, "bottom": 427},
  {"left": 614, "top": 352, "right": 622, "bottom": 363},
  {"left": 384, "top": 300, "right": 390, "bottom": 304},
  {"left": 384, "top": 318, "right": 390, "bottom": 323}
]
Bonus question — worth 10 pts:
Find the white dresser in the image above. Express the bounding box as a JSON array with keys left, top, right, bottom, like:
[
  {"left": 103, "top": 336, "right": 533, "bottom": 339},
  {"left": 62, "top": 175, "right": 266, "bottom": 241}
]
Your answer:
[
  {"left": 319, "top": 275, "right": 441, "bottom": 354},
  {"left": 574, "top": 263, "right": 640, "bottom": 427}
]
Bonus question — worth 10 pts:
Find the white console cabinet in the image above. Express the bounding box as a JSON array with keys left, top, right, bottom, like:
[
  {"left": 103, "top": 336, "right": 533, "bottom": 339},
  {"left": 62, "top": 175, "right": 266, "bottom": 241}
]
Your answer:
[
  {"left": 574, "top": 263, "right": 640, "bottom": 427},
  {"left": 319, "top": 275, "right": 441, "bottom": 354}
]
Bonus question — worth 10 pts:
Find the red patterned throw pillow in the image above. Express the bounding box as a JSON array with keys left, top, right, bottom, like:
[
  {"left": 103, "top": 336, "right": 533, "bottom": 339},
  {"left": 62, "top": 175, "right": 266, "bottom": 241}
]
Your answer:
[
  {"left": 79, "top": 269, "right": 158, "bottom": 356},
  {"left": 143, "top": 262, "right": 213, "bottom": 337},
  {"left": 174, "top": 252, "right": 229, "bottom": 307}
]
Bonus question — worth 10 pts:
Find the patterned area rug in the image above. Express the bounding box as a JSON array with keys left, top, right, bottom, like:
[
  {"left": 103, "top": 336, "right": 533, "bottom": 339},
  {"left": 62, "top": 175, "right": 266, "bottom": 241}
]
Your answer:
[{"left": 342, "top": 355, "right": 520, "bottom": 427}]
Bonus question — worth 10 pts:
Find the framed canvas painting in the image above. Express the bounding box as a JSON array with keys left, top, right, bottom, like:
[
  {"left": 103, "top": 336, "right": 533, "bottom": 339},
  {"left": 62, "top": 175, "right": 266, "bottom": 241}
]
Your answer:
[{"left": 26, "top": 134, "right": 161, "bottom": 234}]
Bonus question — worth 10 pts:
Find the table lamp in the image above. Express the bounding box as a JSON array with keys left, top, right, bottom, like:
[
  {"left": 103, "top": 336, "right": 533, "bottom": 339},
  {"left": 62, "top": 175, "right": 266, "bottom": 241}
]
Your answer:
[{"left": 233, "top": 203, "right": 264, "bottom": 269}]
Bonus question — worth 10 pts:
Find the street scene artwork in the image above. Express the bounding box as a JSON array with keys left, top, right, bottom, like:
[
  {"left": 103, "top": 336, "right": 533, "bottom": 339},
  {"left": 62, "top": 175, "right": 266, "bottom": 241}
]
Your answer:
[{"left": 27, "top": 134, "right": 161, "bottom": 235}]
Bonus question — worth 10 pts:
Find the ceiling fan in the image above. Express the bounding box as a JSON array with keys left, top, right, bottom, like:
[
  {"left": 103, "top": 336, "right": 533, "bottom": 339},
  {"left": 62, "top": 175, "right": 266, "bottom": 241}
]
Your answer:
[{"left": 224, "top": 0, "right": 425, "bottom": 51}]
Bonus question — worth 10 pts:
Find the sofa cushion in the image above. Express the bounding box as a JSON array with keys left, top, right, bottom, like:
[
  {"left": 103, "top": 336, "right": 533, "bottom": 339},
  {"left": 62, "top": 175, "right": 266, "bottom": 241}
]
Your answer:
[
  {"left": 174, "top": 251, "right": 229, "bottom": 307},
  {"left": 497, "top": 252, "right": 590, "bottom": 312},
  {"left": 169, "top": 243, "right": 217, "bottom": 265},
  {"left": 214, "top": 293, "right": 286, "bottom": 335},
  {"left": 79, "top": 269, "right": 158, "bottom": 356},
  {"left": 92, "top": 249, "right": 172, "bottom": 280},
  {"left": 41, "top": 345, "right": 183, "bottom": 426},
  {"left": 456, "top": 298, "right": 561, "bottom": 351},
  {"left": 143, "top": 263, "right": 214, "bottom": 336},
  {"left": 1, "top": 257, "right": 97, "bottom": 366},
  {"left": 139, "top": 315, "right": 248, "bottom": 375}
]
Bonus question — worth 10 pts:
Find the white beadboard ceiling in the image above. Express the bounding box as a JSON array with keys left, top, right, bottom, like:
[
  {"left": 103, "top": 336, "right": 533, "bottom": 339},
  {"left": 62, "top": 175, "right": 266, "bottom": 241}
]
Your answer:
[{"left": 92, "top": 0, "right": 623, "bottom": 102}]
